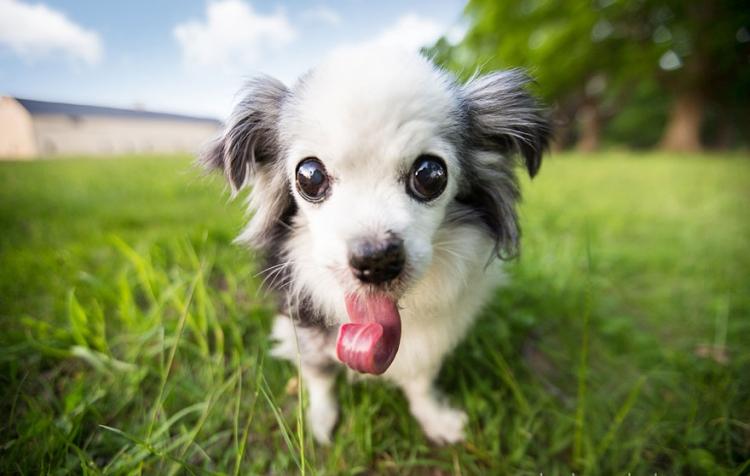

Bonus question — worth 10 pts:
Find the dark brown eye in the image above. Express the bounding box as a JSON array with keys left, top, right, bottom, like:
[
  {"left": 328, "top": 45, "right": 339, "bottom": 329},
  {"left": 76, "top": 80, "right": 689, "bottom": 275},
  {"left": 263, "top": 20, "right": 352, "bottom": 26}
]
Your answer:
[
  {"left": 296, "top": 157, "right": 329, "bottom": 202},
  {"left": 408, "top": 155, "right": 447, "bottom": 202}
]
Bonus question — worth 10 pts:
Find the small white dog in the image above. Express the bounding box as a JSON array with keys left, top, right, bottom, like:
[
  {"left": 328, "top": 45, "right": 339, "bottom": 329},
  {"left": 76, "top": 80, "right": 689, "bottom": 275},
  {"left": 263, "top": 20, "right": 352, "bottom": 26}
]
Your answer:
[{"left": 202, "top": 46, "right": 550, "bottom": 444}]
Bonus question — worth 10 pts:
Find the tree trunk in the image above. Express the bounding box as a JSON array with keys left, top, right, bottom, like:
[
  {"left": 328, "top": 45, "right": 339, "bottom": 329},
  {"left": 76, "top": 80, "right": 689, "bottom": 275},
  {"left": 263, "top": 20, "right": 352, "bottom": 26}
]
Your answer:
[
  {"left": 576, "top": 101, "right": 602, "bottom": 152},
  {"left": 550, "top": 112, "right": 571, "bottom": 152},
  {"left": 660, "top": 91, "right": 704, "bottom": 152},
  {"left": 715, "top": 117, "right": 736, "bottom": 150}
]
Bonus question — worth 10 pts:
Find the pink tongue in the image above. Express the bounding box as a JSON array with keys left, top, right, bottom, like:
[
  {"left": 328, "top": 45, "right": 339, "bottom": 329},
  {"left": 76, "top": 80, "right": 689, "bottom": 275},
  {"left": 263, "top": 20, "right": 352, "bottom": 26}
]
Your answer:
[{"left": 336, "top": 294, "right": 401, "bottom": 375}]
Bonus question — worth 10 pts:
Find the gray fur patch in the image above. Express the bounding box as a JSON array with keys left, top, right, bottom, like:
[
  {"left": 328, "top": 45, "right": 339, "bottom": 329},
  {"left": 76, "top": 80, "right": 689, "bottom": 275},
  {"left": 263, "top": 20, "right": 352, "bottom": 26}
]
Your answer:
[
  {"left": 199, "top": 75, "right": 289, "bottom": 192},
  {"left": 461, "top": 69, "right": 551, "bottom": 177},
  {"left": 450, "top": 69, "right": 552, "bottom": 259},
  {"left": 199, "top": 75, "right": 297, "bottom": 255}
]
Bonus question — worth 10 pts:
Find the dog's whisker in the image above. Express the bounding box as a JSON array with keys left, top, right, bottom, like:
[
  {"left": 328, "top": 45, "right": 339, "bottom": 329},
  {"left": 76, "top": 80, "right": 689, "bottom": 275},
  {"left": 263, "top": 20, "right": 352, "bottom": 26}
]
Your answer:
[{"left": 254, "top": 261, "right": 288, "bottom": 279}]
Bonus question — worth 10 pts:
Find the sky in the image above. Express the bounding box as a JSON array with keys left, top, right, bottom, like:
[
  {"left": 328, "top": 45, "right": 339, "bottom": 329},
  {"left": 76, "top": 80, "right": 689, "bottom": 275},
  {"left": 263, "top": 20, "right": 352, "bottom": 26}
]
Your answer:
[{"left": 0, "top": 0, "right": 467, "bottom": 119}]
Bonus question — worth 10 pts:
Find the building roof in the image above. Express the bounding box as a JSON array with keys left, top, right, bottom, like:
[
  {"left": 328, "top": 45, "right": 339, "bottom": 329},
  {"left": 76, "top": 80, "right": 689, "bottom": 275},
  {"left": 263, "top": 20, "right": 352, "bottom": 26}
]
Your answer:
[{"left": 13, "top": 97, "right": 222, "bottom": 125}]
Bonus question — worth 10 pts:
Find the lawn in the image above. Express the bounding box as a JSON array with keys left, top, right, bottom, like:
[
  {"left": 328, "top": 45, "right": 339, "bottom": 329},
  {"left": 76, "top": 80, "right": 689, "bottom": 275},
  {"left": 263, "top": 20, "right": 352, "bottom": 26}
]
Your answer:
[{"left": 0, "top": 152, "right": 748, "bottom": 475}]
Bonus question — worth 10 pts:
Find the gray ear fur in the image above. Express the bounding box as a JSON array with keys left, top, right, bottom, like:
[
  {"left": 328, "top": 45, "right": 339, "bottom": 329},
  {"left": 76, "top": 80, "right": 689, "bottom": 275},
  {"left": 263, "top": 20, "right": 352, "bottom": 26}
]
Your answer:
[
  {"left": 200, "top": 75, "right": 289, "bottom": 193},
  {"left": 455, "top": 69, "right": 551, "bottom": 259},
  {"left": 462, "top": 69, "right": 550, "bottom": 178},
  {"left": 200, "top": 76, "right": 294, "bottom": 252}
]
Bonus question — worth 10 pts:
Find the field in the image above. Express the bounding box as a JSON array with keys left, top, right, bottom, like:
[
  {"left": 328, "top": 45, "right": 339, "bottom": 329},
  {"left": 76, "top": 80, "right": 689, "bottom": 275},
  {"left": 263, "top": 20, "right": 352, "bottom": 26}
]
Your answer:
[{"left": 1, "top": 153, "right": 748, "bottom": 475}]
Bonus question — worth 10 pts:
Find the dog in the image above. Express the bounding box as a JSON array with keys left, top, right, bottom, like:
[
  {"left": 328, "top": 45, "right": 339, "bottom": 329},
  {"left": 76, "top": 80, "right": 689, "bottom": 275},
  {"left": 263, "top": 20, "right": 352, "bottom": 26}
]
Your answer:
[{"left": 201, "top": 45, "right": 550, "bottom": 445}]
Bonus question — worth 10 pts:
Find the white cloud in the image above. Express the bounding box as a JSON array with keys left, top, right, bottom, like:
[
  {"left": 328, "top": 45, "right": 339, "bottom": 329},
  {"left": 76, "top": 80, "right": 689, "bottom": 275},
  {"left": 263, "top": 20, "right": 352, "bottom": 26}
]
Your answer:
[
  {"left": 331, "top": 13, "right": 445, "bottom": 57},
  {"left": 0, "top": 0, "right": 102, "bottom": 64},
  {"left": 174, "top": 0, "right": 296, "bottom": 70},
  {"left": 302, "top": 5, "right": 341, "bottom": 26},
  {"left": 370, "top": 13, "right": 444, "bottom": 51}
]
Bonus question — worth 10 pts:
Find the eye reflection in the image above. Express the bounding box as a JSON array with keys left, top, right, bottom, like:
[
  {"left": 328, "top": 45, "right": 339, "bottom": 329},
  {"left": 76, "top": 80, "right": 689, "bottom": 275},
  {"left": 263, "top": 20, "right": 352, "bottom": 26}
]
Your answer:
[
  {"left": 296, "top": 157, "right": 329, "bottom": 202},
  {"left": 408, "top": 155, "right": 447, "bottom": 201}
]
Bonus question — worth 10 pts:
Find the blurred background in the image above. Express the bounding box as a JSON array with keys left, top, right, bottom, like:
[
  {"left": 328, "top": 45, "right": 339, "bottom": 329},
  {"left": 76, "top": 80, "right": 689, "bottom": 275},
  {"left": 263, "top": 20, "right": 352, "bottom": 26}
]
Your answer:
[
  {"left": 1, "top": 0, "right": 748, "bottom": 157},
  {"left": 430, "top": 0, "right": 750, "bottom": 152},
  {"left": 1, "top": 1, "right": 748, "bottom": 474}
]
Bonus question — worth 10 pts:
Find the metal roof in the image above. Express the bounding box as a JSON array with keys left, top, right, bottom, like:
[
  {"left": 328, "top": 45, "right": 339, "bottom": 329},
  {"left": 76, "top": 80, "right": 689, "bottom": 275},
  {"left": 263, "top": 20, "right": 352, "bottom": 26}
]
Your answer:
[{"left": 13, "top": 97, "right": 222, "bottom": 125}]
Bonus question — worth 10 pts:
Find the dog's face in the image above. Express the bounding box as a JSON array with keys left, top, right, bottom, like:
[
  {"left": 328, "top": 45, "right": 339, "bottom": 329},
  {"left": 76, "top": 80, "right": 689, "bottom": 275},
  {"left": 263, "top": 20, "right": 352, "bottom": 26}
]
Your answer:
[
  {"left": 280, "top": 51, "right": 464, "bottom": 299},
  {"left": 202, "top": 47, "right": 550, "bottom": 330}
]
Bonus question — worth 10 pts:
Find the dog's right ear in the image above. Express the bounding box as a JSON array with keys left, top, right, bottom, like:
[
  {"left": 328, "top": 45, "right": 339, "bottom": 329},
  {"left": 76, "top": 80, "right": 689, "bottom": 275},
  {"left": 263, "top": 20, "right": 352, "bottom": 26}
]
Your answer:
[{"left": 200, "top": 76, "right": 288, "bottom": 193}]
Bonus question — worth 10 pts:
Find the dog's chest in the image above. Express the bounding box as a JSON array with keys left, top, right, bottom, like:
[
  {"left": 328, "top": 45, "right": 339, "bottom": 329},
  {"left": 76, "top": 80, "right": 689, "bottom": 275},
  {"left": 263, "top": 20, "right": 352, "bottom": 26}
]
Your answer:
[{"left": 382, "top": 245, "right": 503, "bottom": 381}]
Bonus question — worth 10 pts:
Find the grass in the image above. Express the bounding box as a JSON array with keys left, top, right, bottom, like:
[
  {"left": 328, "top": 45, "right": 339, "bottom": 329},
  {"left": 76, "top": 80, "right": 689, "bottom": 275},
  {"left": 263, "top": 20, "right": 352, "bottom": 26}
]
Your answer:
[{"left": 0, "top": 152, "right": 748, "bottom": 474}]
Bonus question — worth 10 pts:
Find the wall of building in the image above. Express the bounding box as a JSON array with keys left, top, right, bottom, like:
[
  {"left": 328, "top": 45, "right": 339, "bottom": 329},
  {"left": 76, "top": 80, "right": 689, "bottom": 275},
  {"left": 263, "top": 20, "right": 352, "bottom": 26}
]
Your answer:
[
  {"left": 29, "top": 114, "right": 221, "bottom": 157},
  {"left": 0, "top": 97, "right": 38, "bottom": 159}
]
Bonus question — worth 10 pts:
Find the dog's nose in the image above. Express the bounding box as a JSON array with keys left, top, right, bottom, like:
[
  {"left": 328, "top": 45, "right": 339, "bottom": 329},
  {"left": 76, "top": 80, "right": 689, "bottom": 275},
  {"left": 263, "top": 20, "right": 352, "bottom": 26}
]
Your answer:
[{"left": 348, "top": 234, "right": 405, "bottom": 284}]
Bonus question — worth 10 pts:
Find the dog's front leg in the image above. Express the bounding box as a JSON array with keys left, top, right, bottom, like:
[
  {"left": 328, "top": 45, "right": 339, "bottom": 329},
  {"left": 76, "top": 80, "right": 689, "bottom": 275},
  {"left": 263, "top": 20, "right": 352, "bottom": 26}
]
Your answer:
[
  {"left": 396, "top": 372, "right": 468, "bottom": 445},
  {"left": 300, "top": 363, "right": 338, "bottom": 444},
  {"left": 270, "top": 315, "right": 340, "bottom": 444}
]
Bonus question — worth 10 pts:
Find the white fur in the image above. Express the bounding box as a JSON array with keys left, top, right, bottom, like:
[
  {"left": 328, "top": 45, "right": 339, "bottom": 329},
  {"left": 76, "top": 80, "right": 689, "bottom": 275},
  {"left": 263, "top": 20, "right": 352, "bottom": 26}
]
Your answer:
[
  {"left": 273, "top": 220, "right": 501, "bottom": 444},
  {"left": 256, "top": 48, "right": 508, "bottom": 445},
  {"left": 280, "top": 48, "right": 466, "bottom": 322}
]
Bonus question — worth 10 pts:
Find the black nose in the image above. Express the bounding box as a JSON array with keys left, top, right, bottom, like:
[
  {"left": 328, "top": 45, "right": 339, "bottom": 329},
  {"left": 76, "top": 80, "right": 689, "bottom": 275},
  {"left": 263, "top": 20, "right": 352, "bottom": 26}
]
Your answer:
[{"left": 348, "top": 234, "right": 405, "bottom": 284}]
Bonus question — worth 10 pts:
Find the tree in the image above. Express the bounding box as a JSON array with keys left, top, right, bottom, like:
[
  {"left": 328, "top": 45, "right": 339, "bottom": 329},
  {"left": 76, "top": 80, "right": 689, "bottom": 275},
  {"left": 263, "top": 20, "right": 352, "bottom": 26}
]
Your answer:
[
  {"left": 429, "top": 0, "right": 750, "bottom": 151},
  {"left": 429, "top": 0, "right": 641, "bottom": 150},
  {"left": 645, "top": 0, "right": 750, "bottom": 151}
]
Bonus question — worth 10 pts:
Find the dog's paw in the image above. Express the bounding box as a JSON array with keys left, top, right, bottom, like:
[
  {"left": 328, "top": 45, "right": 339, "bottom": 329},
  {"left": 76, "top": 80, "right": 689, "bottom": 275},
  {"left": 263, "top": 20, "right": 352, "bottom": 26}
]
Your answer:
[
  {"left": 418, "top": 405, "right": 467, "bottom": 445},
  {"left": 307, "top": 399, "right": 338, "bottom": 445}
]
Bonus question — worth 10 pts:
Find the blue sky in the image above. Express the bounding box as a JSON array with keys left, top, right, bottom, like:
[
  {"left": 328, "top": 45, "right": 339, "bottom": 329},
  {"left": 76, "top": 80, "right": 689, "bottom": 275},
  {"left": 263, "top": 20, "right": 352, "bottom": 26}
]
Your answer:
[{"left": 0, "top": 0, "right": 467, "bottom": 118}]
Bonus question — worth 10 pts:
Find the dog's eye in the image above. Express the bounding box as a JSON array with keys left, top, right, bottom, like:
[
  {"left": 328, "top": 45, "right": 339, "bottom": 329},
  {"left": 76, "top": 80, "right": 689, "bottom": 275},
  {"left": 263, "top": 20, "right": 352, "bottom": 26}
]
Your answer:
[
  {"left": 408, "top": 155, "right": 447, "bottom": 202},
  {"left": 296, "top": 157, "right": 330, "bottom": 203}
]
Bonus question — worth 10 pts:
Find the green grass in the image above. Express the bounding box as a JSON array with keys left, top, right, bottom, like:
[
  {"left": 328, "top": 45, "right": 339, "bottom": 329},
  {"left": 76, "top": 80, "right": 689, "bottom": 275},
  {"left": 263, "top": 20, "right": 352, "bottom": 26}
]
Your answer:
[{"left": 1, "top": 152, "right": 749, "bottom": 475}]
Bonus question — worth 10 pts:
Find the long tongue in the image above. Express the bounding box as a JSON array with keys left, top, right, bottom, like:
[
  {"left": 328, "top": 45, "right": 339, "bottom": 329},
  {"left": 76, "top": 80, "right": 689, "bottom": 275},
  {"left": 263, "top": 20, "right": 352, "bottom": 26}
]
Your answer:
[{"left": 336, "top": 294, "right": 401, "bottom": 375}]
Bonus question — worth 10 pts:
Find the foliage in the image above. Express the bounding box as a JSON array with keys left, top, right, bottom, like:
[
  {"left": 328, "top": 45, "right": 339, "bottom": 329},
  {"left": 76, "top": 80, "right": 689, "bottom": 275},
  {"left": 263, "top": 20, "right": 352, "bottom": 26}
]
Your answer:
[
  {"left": 1, "top": 155, "right": 749, "bottom": 474},
  {"left": 428, "top": 0, "right": 750, "bottom": 149}
]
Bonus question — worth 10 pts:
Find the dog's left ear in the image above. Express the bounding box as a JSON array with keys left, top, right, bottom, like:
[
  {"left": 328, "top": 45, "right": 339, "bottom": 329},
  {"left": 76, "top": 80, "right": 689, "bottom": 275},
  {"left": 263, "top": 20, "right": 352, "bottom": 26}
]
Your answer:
[
  {"left": 462, "top": 69, "right": 551, "bottom": 177},
  {"left": 455, "top": 70, "right": 551, "bottom": 259}
]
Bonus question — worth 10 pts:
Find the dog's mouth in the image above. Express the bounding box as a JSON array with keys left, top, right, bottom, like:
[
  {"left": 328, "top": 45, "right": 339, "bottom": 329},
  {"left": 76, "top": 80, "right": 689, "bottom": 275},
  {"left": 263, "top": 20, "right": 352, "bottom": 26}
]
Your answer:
[{"left": 336, "top": 293, "right": 401, "bottom": 375}]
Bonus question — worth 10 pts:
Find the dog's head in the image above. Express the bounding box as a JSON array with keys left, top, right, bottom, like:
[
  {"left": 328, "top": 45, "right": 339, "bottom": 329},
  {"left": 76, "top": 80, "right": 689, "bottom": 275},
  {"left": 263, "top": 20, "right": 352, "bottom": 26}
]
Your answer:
[{"left": 202, "top": 47, "right": 550, "bottom": 373}]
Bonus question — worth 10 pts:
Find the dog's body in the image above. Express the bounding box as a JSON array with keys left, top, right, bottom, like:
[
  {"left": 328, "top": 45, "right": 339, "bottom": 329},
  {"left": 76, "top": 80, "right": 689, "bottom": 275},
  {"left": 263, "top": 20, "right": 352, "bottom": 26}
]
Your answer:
[
  {"left": 202, "top": 46, "right": 550, "bottom": 444},
  {"left": 270, "top": 222, "right": 501, "bottom": 443}
]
